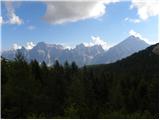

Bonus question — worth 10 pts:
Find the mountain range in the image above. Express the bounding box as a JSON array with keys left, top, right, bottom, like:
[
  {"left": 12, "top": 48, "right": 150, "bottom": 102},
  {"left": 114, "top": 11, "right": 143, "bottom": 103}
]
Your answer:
[{"left": 2, "top": 35, "right": 149, "bottom": 66}]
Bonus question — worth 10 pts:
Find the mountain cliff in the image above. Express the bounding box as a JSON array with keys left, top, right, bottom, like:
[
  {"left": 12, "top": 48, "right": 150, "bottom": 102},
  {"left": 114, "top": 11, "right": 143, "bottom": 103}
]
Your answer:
[{"left": 2, "top": 35, "right": 150, "bottom": 66}]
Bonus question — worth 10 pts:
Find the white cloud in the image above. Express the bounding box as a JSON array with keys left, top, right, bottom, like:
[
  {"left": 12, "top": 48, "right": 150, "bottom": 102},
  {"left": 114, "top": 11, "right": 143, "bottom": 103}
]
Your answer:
[
  {"left": 63, "top": 45, "right": 72, "bottom": 50},
  {"left": 130, "top": 0, "right": 160, "bottom": 21},
  {"left": 25, "top": 42, "right": 35, "bottom": 49},
  {"left": 12, "top": 43, "right": 22, "bottom": 50},
  {"left": 8, "top": 13, "right": 23, "bottom": 25},
  {"left": 84, "top": 36, "right": 110, "bottom": 50},
  {"left": 4, "top": 1, "right": 23, "bottom": 25},
  {"left": 44, "top": 1, "right": 119, "bottom": 24},
  {"left": 129, "top": 29, "right": 151, "bottom": 44},
  {"left": 11, "top": 42, "right": 35, "bottom": 50},
  {"left": 0, "top": 16, "right": 4, "bottom": 25},
  {"left": 27, "top": 25, "right": 36, "bottom": 30},
  {"left": 124, "top": 17, "right": 140, "bottom": 23}
]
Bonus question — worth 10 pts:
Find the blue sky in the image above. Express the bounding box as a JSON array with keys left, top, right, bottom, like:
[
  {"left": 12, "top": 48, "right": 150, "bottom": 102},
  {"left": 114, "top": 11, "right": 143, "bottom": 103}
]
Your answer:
[{"left": 1, "top": 1, "right": 159, "bottom": 50}]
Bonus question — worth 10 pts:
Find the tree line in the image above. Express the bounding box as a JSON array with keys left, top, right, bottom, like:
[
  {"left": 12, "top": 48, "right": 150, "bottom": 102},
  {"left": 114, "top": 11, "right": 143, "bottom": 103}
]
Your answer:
[{"left": 1, "top": 48, "right": 159, "bottom": 118}]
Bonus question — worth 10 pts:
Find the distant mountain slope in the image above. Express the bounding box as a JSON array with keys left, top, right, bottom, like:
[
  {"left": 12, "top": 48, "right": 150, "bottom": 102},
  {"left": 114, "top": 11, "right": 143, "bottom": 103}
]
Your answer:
[
  {"left": 2, "top": 35, "right": 149, "bottom": 66},
  {"left": 92, "top": 35, "right": 149, "bottom": 64},
  {"left": 89, "top": 43, "right": 158, "bottom": 71}
]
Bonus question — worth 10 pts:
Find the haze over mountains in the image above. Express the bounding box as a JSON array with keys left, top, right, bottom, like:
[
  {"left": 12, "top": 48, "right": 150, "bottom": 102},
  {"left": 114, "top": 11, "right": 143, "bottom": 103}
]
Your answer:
[{"left": 2, "top": 35, "right": 149, "bottom": 66}]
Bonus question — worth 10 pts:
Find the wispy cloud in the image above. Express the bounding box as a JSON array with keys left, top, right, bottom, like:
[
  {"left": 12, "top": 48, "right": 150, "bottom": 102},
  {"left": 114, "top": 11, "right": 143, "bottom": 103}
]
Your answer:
[
  {"left": 4, "top": 1, "right": 23, "bottom": 25},
  {"left": 84, "top": 36, "right": 110, "bottom": 50},
  {"left": 129, "top": 29, "right": 151, "bottom": 44},
  {"left": 124, "top": 17, "right": 140, "bottom": 23},
  {"left": 11, "top": 42, "right": 35, "bottom": 50},
  {"left": 0, "top": 16, "right": 4, "bottom": 25},
  {"left": 25, "top": 42, "right": 35, "bottom": 49},
  {"left": 27, "top": 25, "right": 36, "bottom": 30},
  {"left": 12, "top": 43, "right": 22, "bottom": 50}
]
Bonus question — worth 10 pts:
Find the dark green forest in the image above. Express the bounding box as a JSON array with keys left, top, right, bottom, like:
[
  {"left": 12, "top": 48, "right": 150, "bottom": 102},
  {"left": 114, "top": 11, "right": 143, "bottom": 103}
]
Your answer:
[{"left": 1, "top": 44, "right": 159, "bottom": 119}]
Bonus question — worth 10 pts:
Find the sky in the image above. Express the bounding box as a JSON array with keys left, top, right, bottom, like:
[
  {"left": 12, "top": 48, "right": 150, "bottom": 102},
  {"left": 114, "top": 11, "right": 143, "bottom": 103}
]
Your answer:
[{"left": 1, "top": 0, "right": 159, "bottom": 50}]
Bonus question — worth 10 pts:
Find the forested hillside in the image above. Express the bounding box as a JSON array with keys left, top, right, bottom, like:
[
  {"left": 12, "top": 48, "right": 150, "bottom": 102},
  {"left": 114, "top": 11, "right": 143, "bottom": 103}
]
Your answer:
[{"left": 1, "top": 44, "right": 159, "bottom": 119}]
